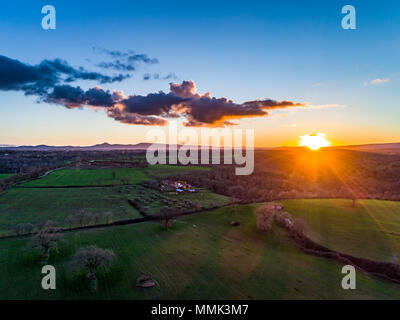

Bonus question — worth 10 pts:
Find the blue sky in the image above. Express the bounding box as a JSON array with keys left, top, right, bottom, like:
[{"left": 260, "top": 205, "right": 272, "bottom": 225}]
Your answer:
[{"left": 0, "top": 0, "right": 399, "bottom": 146}]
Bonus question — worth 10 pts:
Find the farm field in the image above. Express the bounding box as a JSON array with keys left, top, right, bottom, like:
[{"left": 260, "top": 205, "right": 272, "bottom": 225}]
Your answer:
[
  {"left": 129, "top": 186, "right": 231, "bottom": 215},
  {"left": 1, "top": 204, "right": 400, "bottom": 299},
  {"left": 171, "top": 189, "right": 229, "bottom": 207},
  {"left": 0, "top": 173, "right": 13, "bottom": 180},
  {"left": 0, "top": 165, "right": 226, "bottom": 235},
  {"left": 21, "top": 168, "right": 148, "bottom": 187},
  {"left": 282, "top": 199, "right": 400, "bottom": 263},
  {"left": 145, "top": 164, "right": 210, "bottom": 178},
  {"left": 0, "top": 187, "right": 141, "bottom": 234}
]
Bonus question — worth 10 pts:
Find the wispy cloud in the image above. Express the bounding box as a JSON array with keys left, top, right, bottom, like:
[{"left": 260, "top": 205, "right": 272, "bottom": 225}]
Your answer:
[
  {"left": 143, "top": 72, "right": 178, "bottom": 81},
  {"left": 364, "top": 78, "right": 390, "bottom": 86},
  {"left": 93, "top": 47, "right": 158, "bottom": 72}
]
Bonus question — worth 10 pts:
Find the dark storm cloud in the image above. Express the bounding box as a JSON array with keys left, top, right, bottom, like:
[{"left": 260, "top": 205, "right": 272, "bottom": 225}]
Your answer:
[
  {"left": 120, "top": 92, "right": 188, "bottom": 116},
  {"left": 166, "top": 80, "right": 307, "bottom": 126},
  {"left": 94, "top": 47, "right": 159, "bottom": 72},
  {"left": 45, "top": 84, "right": 170, "bottom": 126},
  {"left": 0, "top": 54, "right": 129, "bottom": 97},
  {"left": 178, "top": 96, "right": 268, "bottom": 126},
  {"left": 45, "top": 85, "right": 115, "bottom": 108},
  {"left": 0, "top": 55, "right": 57, "bottom": 95},
  {"left": 106, "top": 107, "right": 168, "bottom": 126},
  {"left": 95, "top": 80, "right": 306, "bottom": 127},
  {"left": 43, "top": 80, "right": 306, "bottom": 127}
]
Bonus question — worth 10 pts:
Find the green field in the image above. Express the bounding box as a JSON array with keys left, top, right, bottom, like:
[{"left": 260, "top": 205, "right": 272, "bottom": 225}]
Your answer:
[
  {"left": 282, "top": 199, "right": 400, "bottom": 263},
  {"left": 1, "top": 204, "right": 399, "bottom": 299},
  {"left": 21, "top": 168, "right": 148, "bottom": 187},
  {"left": 0, "top": 187, "right": 141, "bottom": 233},
  {"left": 145, "top": 164, "right": 210, "bottom": 178},
  {"left": 0, "top": 164, "right": 226, "bottom": 234},
  {"left": 2, "top": 161, "right": 400, "bottom": 300},
  {"left": 0, "top": 173, "right": 14, "bottom": 180}
]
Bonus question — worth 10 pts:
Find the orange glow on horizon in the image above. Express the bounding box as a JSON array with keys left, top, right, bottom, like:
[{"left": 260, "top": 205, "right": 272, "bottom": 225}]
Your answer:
[{"left": 298, "top": 133, "right": 332, "bottom": 150}]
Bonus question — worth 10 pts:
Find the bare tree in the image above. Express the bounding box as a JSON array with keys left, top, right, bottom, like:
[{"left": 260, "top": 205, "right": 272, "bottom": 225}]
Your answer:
[
  {"left": 69, "top": 245, "right": 115, "bottom": 291},
  {"left": 256, "top": 214, "right": 273, "bottom": 232},
  {"left": 104, "top": 212, "right": 113, "bottom": 224},
  {"left": 76, "top": 209, "right": 85, "bottom": 227},
  {"left": 84, "top": 212, "right": 93, "bottom": 226},
  {"left": 64, "top": 215, "right": 75, "bottom": 229},
  {"left": 255, "top": 204, "right": 277, "bottom": 232},
  {"left": 92, "top": 213, "right": 100, "bottom": 225},
  {"left": 157, "top": 206, "right": 180, "bottom": 231},
  {"left": 29, "top": 221, "right": 62, "bottom": 264}
]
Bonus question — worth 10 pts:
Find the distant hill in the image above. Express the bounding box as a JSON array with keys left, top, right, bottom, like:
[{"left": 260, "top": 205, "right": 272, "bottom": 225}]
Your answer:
[
  {"left": 269, "top": 143, "right": 400, "bottom": 155},
  {"left": 1, "top": 142, "right": 400, "bottom": 153},
  {"left": 0, "top": 142, "right": 165, "bottom": 151},
  {"left": 338, "top": 143, "right": 400, "bottom": 155},
  {"left": 0, "top": 142, "right": 233, "bottom": 151}
]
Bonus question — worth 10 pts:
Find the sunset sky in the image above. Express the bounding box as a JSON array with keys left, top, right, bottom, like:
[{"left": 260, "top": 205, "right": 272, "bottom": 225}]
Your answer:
[{"left": 0, "top": 0, "right": 399, "bottom": 147}]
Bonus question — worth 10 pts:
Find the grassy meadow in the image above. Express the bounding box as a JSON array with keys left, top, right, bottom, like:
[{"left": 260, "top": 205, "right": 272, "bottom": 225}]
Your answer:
[
  {"left": 21, "top": 168, "right": 148, "bottom": 187},
  {"left": 145, "top": 164, "right": 210, "bottom": 178},
  {"left": 1, "top": 204, "right": 400, "bottom": 299},
  {"left": 0, "top": 173, "right": 14, "bottom": 180},
  {"left": 282, "top": 199, "right": 400, "bottom": 262},
  {"left": 0, "top": 166, "right": 226, "bottom": 234},
  {"left": 0, "top": 187, "right": 141, "bottom": 233},
  {"left": 2, "top": 164, "right": 400, "bottom": 299}
]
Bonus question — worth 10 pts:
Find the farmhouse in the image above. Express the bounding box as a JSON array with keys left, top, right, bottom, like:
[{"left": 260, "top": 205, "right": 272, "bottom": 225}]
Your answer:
[{"left": 161, "top": 179, "right": 196, "bottom": 193}]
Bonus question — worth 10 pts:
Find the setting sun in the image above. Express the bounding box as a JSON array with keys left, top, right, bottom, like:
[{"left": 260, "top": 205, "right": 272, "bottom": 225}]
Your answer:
[{"left": 299, "top": 133, "right": 332, "bottom": 150}]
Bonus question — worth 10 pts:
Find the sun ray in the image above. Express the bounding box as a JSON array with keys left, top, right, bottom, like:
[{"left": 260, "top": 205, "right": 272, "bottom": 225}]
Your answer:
[{"left": 322, "top": 155, "right": 400, "bottom": 256}]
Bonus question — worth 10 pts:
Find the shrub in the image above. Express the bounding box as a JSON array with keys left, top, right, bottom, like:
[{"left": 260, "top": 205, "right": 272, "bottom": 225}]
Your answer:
[
  {"left": 12, "top": 223, "right": 25, "bottom": 236},
  {"left": 23, "top": 223, "right": 34, "bottom": 234},
  {"left": 291, "top": 218, "right": 309, "bottom": 237},
  {"left": 12, "top": 223, "right": 34, "bottom": 236},
  {"left": 274, "top": 211, "right": 293, "bottom": 228}
]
